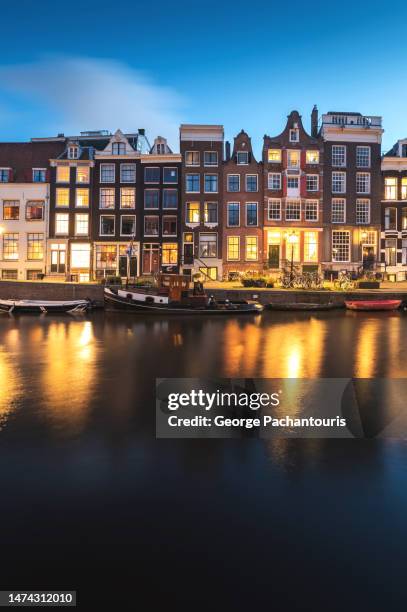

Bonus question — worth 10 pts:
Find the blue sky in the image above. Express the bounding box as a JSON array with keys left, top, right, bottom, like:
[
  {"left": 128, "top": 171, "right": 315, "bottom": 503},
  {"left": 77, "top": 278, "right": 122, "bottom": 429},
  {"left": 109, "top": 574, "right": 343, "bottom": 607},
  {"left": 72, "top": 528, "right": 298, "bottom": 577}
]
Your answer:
[{"left": 0, "top": 0, "right": 406, "bottom": 155}]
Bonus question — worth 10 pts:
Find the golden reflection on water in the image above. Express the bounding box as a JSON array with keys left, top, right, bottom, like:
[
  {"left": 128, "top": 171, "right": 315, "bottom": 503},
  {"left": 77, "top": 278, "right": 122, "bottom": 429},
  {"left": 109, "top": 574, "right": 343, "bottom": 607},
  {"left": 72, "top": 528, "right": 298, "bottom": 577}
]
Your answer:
[{"left": 0, "top": 344, "right": 20, "bottom": 431}]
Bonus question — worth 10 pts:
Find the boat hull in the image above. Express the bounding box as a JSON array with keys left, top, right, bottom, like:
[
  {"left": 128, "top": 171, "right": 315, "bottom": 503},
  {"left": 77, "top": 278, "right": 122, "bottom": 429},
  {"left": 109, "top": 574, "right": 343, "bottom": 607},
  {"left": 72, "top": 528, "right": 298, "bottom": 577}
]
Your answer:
[
  {"left": 0, "top": 299, "right": 91, "bottom": 314},
  {"left": 268, "top": 302, "right": 338, "bottom": 311},
  {"left": 104, "top": 288, "right": 262, "bottom": 315},
  {"left": 345, "top": 300, "right": 401, "bottom": 311}
]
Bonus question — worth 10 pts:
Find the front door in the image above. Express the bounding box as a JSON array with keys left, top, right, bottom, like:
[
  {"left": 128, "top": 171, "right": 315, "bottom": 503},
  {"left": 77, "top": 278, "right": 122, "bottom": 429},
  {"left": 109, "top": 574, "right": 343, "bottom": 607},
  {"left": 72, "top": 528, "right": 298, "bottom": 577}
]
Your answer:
[
  {"left": 362, "top": 246, "right": 375, "bottom": 270},
  {"left": 268, "top": 244, "right": 280, "bottom": 268},
  {"left": 50, "top": 246, "right": 66, "bottom": 273},
  {"left": 142, "top": 245, "right": 160, "bottom": 274}
]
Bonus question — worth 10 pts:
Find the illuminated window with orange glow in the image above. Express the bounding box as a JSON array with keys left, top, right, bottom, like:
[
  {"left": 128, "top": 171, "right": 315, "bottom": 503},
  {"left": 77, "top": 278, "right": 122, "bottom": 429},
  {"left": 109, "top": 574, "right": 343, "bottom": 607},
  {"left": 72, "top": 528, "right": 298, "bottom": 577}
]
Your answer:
[
  {"left": 76, "top": 188, "right": 89, "bottom": 207},
  {"left": 162, "top": 243, "right": 178, "bottom": 264},
  {"left": 76, "top": 166, "right": 90, "bottom": 183},
  {"left": 186, "top": 202, "right": 200, "bottom": 223},
  {"left": 306, "top": 150, "right": 319, "bottom": 164},
  {"left": 402, "top": 177, "right": 407, "bottom": 200},
  {"left": 304, "top": 231, "right": 318, "bottom": 262},
  {"left": 56, "top": 166, "right": 70, "bottom": 183},
  {"left": 227, "top": 236, "right": 240, "bottom": 260},
  {"left": 245, "top": 236, "right": 258, "bottom": 261},
  {"left": 56, "top": 188, "right": 70, "bottom": 207},
  {"left": 287, "top": 150, "right": 300, "bottom": 169},
  {"left": 385, "top": 177, "right": 397, "bottom": 200},
  {"left": 268, "top": 149, "right": 281, "bottom": 163}
]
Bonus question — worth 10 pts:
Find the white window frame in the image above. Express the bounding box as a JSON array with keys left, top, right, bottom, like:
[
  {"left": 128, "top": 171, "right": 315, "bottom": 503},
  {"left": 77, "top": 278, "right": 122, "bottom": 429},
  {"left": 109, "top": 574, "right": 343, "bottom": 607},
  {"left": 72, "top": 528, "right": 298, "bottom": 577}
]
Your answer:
[
  {"left": 204, "top": 173, "right": 218, "bottom": 194},
  {"left": 285, "top": 200, "right": 301, "bottom": 221},
  {"left": 245, "top": 202, "right": 258, "bottom": 227},
  {"left": 100, "top": 163, "right": 115, "bottom": 183},
  {"left": 332, "top": 145, "right": 346, "bottom": 167},
  {"left": 204, "top": 151, "right": 218, "bottom": 167},
  {"left": 331, "top": 198, "right": 346, "bottom": 224},
  {"left": 245, "top": 174, "right": 258, "bottom": 192},
  {"left": 356, "top": 199, "right": 370, "bottom": 224},
  {"left": 227, "top": 174, "right": 240, "bottom": 192},
  {"left": 99, "top": 188, "right": 115, "bottom": 209},
  {"left": 100, "top": 215, "right": 116, "bottom": 237},
  {"left": 120, "top": 163, "right": 136, "bottom": 183},
  {"left": 245, "top": 236, "right": 258, "bottom": 261},
  {"left": 227, "top": 202, "right": 240, "bottom": 227},
  {"left": 306, "top": 175, "right": 319, "bottom": 192},
  {"left": 356, "top": 172, "right": 371, "bottom": 195},
  {"left": 185, "top": 151, "right": 200, "bottom": 167},
  {"left": 332, "top": 171, "right": 346, "bottom": 194},
  {"left": 236, "top": 151, "right": 249, "bottom": 165},
  {"left": 332, "top": 230, "right": 350, "bottom": 262},
  {"left": 227, "top": 236, "right": 240, "bottom": 261},
  {"left": 268, "top": 173, "right": 281, "bottom": 190},
  {"left": 120, "top": 215, "right": 136, "bottom": 237},
  {"left": 267, "top": 198, "right": 281, "bottom": 221},
  {"left": 55, "top": 213, "right": 69, "bottom": 236},
  {"left": 186, "top": 173, "right": 200, "bottom": 193},
  {"left": 75, "top": 213, "right": 89, "bottom": 236},
  {"left": 305, "top": 200, "right": 318, "bottom": 222},
  {"left": 356, "top": 146, "right": 371, "bottom": 168},
  {"left": 289, "top": 129, "right": 299, "bottom": 143}
]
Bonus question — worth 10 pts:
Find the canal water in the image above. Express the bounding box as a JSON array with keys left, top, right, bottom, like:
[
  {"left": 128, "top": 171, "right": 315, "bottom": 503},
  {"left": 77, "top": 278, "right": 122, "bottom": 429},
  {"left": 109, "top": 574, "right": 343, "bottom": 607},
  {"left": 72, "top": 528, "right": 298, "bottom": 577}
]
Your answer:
[{"left": 1, "top": 310, "right": 407, "bottom": 609}]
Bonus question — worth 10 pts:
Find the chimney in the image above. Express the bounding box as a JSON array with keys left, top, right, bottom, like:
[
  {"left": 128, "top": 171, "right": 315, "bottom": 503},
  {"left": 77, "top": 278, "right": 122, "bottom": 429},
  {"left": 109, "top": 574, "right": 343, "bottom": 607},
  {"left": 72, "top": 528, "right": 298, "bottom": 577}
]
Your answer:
[
  {"left": 225, "top": 141, "right": 231, "bottom": 161},
  {"left": 311, "top": 105, "right": 318, "bottom": 137}
]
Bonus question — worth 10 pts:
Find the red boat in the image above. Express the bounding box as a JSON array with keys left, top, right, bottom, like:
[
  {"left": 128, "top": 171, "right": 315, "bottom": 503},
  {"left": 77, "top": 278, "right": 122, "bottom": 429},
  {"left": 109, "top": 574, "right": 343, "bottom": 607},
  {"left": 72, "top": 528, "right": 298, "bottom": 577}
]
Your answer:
[{"left": 345, "top": 299, "right": 401, "bottom": 311}]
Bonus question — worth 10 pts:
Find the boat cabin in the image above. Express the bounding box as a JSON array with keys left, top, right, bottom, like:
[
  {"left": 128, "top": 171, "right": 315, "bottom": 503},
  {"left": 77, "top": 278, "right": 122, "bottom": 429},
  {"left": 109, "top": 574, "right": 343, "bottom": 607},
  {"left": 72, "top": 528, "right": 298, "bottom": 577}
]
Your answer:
[{"left": 156, "top": 274, "right": 207, "bottom": 305}]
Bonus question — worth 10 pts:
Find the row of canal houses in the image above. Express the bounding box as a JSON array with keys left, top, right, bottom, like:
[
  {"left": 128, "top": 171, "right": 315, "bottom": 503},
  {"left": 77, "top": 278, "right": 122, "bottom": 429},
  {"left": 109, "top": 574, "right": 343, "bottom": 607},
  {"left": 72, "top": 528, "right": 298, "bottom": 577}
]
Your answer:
[{"left": 0, "top": 108, "right": 406, "bottom": 282}]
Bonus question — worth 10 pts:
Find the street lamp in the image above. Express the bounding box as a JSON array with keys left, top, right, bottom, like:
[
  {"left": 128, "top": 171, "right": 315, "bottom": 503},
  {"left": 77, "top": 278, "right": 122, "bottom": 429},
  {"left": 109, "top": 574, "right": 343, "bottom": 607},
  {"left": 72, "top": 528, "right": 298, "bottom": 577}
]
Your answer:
[
  {"left": 286, "top": 231, "right": 299, "bottom": 281},
  {"left": 0, "top": 226, "right": 4, "bottom": 235}
]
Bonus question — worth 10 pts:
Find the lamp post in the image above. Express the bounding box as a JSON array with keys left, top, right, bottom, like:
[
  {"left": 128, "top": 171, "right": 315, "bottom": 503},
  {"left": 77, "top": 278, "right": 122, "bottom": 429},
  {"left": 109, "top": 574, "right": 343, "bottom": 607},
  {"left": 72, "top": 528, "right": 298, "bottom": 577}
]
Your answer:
[{"left": 287, "top": 231, "right": 299, "bottom": 281}]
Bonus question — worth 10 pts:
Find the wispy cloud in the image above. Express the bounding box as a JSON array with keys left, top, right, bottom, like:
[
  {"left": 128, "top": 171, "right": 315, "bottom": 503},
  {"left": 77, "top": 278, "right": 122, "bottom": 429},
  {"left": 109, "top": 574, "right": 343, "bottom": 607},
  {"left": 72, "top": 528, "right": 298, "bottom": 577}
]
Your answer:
[{"left": 0, "top": 56, "right": 184, "bottom": 147}]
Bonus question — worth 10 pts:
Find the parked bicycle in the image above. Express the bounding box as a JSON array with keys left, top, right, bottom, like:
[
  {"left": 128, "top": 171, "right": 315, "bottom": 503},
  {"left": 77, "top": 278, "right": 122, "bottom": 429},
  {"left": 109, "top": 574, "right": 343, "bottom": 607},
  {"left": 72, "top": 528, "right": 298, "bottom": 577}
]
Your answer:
[{"left": 334, "top": 271, "right": 356, "bottom": 291}]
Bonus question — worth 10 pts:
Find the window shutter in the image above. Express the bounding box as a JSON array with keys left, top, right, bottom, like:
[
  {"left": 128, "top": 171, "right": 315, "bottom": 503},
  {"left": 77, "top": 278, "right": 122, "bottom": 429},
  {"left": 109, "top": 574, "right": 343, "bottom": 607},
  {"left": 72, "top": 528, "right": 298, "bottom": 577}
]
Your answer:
[{"left": 282, "top": 174, "right": 287, "bottom": 196}]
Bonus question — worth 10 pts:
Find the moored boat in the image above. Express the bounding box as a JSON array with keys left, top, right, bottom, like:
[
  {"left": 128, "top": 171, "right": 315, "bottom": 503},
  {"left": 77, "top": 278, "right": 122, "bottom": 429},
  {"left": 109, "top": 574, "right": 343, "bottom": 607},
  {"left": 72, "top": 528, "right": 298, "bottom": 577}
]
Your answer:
[
  {"left": 104, "top": 274, "right": 263, "bottom": 315},
  {"left": 0, "top": 298, "right": 91, "bottom": 314},
  {"left": 268, "top": 302, "right": 338, "bottom": 311},
  {"left": 345, "top": 299, "right": 401, "bottom": 311}
]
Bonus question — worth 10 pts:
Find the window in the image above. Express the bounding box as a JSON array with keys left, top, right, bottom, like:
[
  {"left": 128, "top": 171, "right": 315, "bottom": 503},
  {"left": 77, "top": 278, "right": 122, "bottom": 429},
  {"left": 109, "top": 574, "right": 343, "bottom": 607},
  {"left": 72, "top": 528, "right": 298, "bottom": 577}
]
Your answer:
[
  {"left": 144, "top": 189, "right": 159, "bottom": 209},
  {"left": 246, "top": 202, "right": 258, "bottom": 226},
  {"left": 0, "top": 169, "right": 10, "bottom": 182},
  {"left": 112, "top": 142, "right": 126, "bottom": 155},
  {"left": 162, "top": 216, "right": 177, "bottom": 236},
  {"left": 120, "top": 215, "right": 136, "bottom": 236},
  {"left": 27, "top": 233, "right": 44, "bottom": 260},
  {"left": 227, "top": 174, "right": 240, "bottom": 192},
  {"left": 306, "top": 150, "right": 319, "bottom": 164},
  {"left": 144, "top": 216, "right": 159, "bottom": 236},
  {"left": 385, "top": 207, "right": 397, "bottom": 230},
  {"left": 76, "top": 188, "right": 89, "bottom": 207},
  {"left": 286, "top": 200, "right": 301, "bottom": 221},
  {"left": 304, "top": 232, "right": 318, "bottom": 262},
  {"left": 70, "top": 243, "right": 90, "bottom": 270},
  {"left": 68, "top": 146, "right": 79, "bottom": 159},
  {"left": 356, "top": 199, "right": 370, "bottom": 224},
  {"left": 75, "top": 213, "right": 89, "bottom": 236},
  {"left": 305, "top": 200, "right": 318, "bottom": 221},
  {"left": 56, "top": 188, "right": 70, "bottom": 207},
  {"left": 186, "top": 174, "right": 200, "bottom": 193},
  {"left": 2, "top": 269, "right": 17, "bottom": 279},
  {"left": 287, "top": 150, "right": 300, "bottom": 169},
  {"left": 227, "top": 236, "right": 240, "bottom": 261},
  {"left": 332, "top": 145, "right": 346, "bottom": 167},
  {"left": 332, "top": 172, "right": 346, "bottom": 193},
  {"left": 120, "top": 188, "right": 136, "bottom": 209},
  {"left": 144, "top": 167, "right": 160, "bottom": 183},
  {"left": 3, "top": 201, "right": 19, "bottom": 220},
  {"left": 402, "top": 178, "right": 407, "bottom": 200},
  {"left": 100, "top": 164, "right": 115, "bottom": 183},
  {"left": 100, "top": 188, "right": 115, "bottom": 209},
  {"left": 356, "top": 146, "right": 371, "bottom": 168},
  {"left": 55, "top": 213, "right": 69, "bottom": 235},
  {"left": 185, "top": 151, "right": 200, "bottom": 166},
  {"left": 356, "top": 172, "right": 370, "bottom": 194},
  {"left": 199, "top": 233, "right": 217, "bottom": 257},
  {"left": 385, "top": 238, "right": 397, "bottom": 266},
  {"left": 332, "top": 231, "right": 350, "bottom": 262},
  {"left": 100, "top": 215, "right": 115, "bottom": 236},
  {"left": 204, "top": 174, "right": 218, "bottom": 193},
  {"left": 162, "top": 243, "right": 178, "bottom": 265},
  {"left": 268, "top": 173, "right": 281, "bottom": 190},
  {"left": 227, "top": 202, "right": 240, "bottom": 226},
  {"left": 3, "top": 233, "right": 19, "bottom": 260},
  {"left": 76, "top": 167, "right": 89, "bottom": 183},
  {"left": 402, "top": 208, "right": 407, "bottom": 231},
  {"left": 287, "top": 177, "right": 299, "bottom": 189},
  {"left": 26, "top": 202, "right": 44, "bottom": 220},
  {"left": 332, "top": 198, "right": 346, "bottom": 223},
  {"left": 268, "top": 149, "right": 281, "bottom": 163},
  {"left": 289, "top": 129, "right": 299, "bottom": 142},
  {"left": 26, "top": 270, "right": 42, "bottom": 280},
  {"left": 186, "top": 202, "right": 200, "bottom": 223},
  {"left": 246, "top": 175, "right": 258, "bottom": 192},
  {"left": 204, "top": 202, "right": 218, "bottom": 223},
  {"left": 120, "top": 164, "right": 136, "bottom": 183},
  {"left": 96, "top": 244, "right": 117, "bottom": 271},
  {"left": 237, "top": 151, "right": 248, "bottom": 165},
  {"left": 56, "top": 166, "right": 70, "bottom": 183},
  {"left": 163, "top": 189, "right": 178, "bottom": 209},
  {"left": 204, "top": 151, "right": 218, "bottom": 166},
  {"left": 385, "top": 177, "right": 397, "bottom": 200},
  {"left": 245, "top": 236, "right": 258, "bottom": 261},
  {"left": 163, "top": 167, "right": 178, "bottom": 183},
  {"left": 306, "top": 175, "right": 319, "bottom": 191},
  {"left": 268, "top": 199, "right": 281, "bottom": 220},
  {"left": 33, "top": 169, "right": 46, "bottom": 182}
]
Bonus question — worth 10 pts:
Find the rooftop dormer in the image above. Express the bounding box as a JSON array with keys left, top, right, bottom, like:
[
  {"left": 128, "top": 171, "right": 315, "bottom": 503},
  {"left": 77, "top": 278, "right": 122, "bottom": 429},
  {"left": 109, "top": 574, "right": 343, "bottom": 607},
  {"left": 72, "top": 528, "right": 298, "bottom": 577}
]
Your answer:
[{"left": 150, "top": 136, "right": 172, "bottom": 155}]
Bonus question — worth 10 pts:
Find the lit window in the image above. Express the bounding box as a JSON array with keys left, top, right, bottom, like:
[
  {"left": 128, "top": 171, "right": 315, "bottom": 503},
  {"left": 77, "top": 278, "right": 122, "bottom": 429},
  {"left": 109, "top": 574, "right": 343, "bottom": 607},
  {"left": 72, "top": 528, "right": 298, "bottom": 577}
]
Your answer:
[
  {"left": 332, "top": 231, "right": 350, "bottom": 262},
  {"left": 3, "top": 201, "right": 19, "bottom": 220},
  {"left": 402, "top": 208, "right": 407, "bottom": 230},
  {"left": 163, "top": 167, "right": 178, "bottom": 183},
  {"left": 199, "top": 233, "right": 217, "bottom": 257},
  {"left": 332, "top": 172, "right": 346, "bottom": 193},
  {"left": 162, "top": 243, "right": 178, "bottom": 265},
  {"left": 304, "top": 232, "right": 318, "bottom": 262},
  {"left": 76, "top": 167, "right": 89, "bottom": 184},
  {"left": 332, "top": 145, "right": 346, "bottom": 167},
  {"left": 268, "top": 149, "right": 281, "bottom": 163},
  {"left": 56, "top": 188, "right": 70, "bottom": 207},
  {"left": 186, "top": 174, "right": 200, "bottom": 192},
  {"left": 144, "top": 167, "right": 160, "bottom": 183},
  {"left": 100, "top": 164, "right": 115, "bottom": 183},
  {"left": 163, "top": 189, "right": 178, "bottom": 209},
  {"left": 204, "top": 174, "right": 218, "bottom": 193},
  {"left": 245, "top": 236, "right": 258, "bottom": 261},
  {"left": 56, "top": 166, "right": 70, "bottom": 183},
  {"left": 100, "top": 215, "right": 115, "bottom": 236},
  {"left": 96, "top": 244, "right": 117, "bottom": 271},
  {"left": 236, "top": 151, "right": 249, "bottom": 164},
  {"left": 286, "top": 200, "right": 301, "bottom": 221},
  {"left": 162, "top": 216, "right": 177, "bottom": 236},
  {"left": 246, "top": 202, "right": 258, "bottom": 226},
  {"left": 227, "top": 202, "right": 240, "bottom": 226},
  {"left": 268, "top": 173, "right": 281, "bottom": 190},
  {"left": 76, "top": 188, "right": 89, "bottom": 207},
  {"left": 185, "top": 151, "right": 200, "bottom": 166},
  {"left": 186, "top": 202, "right": 200, "bottom": 223},
  {"left": 227, "top": 174, "right": 240, "bottom": 192},
  {"left": 306, "top": 175, "right": 319, "bottom": 192},
  {"left": 332, "top": 199, "right": 345, "bottom": 223},
  {"left": 356, "top": 172, "right": 370, "bottom": 194},
  {"left": 305, "top": 200, "right": 318, "bottom": 221},
  {"left": 204, "top": 151, "right": 218, "bottom": 166},
  {"left": 245, "top": 175, "right": 258, "bottom": 192},
  {"left": 27, "top": 233, "right": 44, "bottom": 260},
  {"left": 120, "top": 164, "right": 136, "bottom": 183},
  {"left": 268, "top": 199, "right": 281, "bottom": 221},
  {"left": 385, "top": 177, "right": 397, "bottom": 200},
  {"left": 287, "top": 150, "right": 300, "bottom": 168},
  {"left": 144, "top": 189, "right": 159, "bottom": 209},
  {"left": 75, "top": 213, "right": 89, "bottom": 236},
  {"left": 3, "top": 233, "right": 19, "bottom": 260},
  {"left": 70, "top": 243, "right": 90, "bottom": 269},
  {"left": 33, "top": 169, "right": 46, "bottom": 182},
  {"left": 55, "top": 213, "right": 69, "bottom": 235},
  {"left": 402, "top": 178, "right": 407, "bottom": 200},
  {"left": 385, "top": 238, "right": 397, "bottom": 266},
  {"left": 120, "top": 188, "right": 136, "bottom": 208},
  {"left": 26, "top": 202, "right": 44, "bottom": 220},
  {"left": 227, "top": 236, "right": 240, "bottom": 261},
  {"left": 120, "top": 215, "right": 136, "bottom": 236},
  {"left": 306, "top": 151, "right": 319, "bottom": 164},
  {"left": 99, "top": 188, "right": 115, "bottom": 209},
  {"left": 356, "top": 146, "right": 370, "bottom": 168},
  {"left": 356, "top": 199, "right": 370, "bottom": 224},
  {"left": 204, "top": 202, "right": 218, "bottom": 223}
]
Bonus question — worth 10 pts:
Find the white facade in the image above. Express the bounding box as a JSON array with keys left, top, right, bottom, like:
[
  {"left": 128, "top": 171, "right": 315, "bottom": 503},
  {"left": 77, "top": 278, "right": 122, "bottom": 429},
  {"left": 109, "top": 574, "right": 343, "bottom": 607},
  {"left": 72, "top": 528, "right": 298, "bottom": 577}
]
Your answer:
[{"left": 0, "top": 182, "right": 49, "bottom": 280}]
